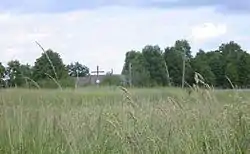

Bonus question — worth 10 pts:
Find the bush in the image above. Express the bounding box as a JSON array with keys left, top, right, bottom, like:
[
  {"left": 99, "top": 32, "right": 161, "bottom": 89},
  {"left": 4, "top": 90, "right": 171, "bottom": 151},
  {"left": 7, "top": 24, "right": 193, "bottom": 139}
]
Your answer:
[
  {"left": 100, "top": 75, "right": 122, "bottom": 86},
  {"left": 34, "top": 78, "right": 75, "bottom": 89}
]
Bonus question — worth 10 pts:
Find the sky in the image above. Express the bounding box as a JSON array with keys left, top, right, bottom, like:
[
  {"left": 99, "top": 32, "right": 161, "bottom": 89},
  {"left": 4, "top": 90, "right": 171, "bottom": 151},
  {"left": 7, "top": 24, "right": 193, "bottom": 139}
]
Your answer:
[{"left": 1, "top": 0, "right": 250, "bottom": 74}]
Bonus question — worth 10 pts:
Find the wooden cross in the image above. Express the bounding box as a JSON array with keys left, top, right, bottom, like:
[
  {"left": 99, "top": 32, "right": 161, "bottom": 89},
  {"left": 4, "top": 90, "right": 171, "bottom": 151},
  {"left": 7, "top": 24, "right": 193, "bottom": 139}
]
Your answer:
[{"left": 91, "top": 65, "right": 104, "bottom": 84}]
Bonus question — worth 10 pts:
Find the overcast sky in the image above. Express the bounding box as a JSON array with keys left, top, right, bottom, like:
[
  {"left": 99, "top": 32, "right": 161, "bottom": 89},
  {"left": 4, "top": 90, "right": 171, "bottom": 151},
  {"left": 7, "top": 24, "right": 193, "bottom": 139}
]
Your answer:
[{"left": 1, "top": 0, "right": 250, "bottom": 74}]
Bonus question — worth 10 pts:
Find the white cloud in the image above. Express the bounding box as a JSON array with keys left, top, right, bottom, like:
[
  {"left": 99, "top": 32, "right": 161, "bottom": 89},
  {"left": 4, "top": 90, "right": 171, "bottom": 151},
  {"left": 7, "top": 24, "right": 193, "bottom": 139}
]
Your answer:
[
  {"left": 0, "top": 6, "right": 249, "bottom": 74},
  {"left": 191, "top": 23, "right": 227, "bottom": 42}
]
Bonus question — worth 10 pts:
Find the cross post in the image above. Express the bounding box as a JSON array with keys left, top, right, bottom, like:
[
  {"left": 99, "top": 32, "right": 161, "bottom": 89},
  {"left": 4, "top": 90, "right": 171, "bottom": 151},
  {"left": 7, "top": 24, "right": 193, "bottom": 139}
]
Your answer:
[{"left": 91, "top": 65, "right": 104, "bottom": 86}]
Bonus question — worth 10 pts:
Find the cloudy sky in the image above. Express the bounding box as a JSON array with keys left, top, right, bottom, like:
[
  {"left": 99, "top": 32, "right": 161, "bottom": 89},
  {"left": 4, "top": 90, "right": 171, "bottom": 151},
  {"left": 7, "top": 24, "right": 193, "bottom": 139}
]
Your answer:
[{"left": 1, "top": 0, "right": 250, "bottom": 74}]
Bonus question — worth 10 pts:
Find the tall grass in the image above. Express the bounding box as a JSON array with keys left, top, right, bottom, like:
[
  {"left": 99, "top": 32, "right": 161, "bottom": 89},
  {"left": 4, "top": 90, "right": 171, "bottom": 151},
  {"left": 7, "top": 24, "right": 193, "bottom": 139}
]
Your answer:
[{"left": 0, "top": 86, "right": 250, "bottom": 153}]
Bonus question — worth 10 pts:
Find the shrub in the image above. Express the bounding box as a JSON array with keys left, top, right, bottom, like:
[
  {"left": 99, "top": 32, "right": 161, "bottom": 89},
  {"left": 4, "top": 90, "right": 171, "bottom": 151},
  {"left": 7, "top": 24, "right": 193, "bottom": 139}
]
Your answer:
[
  {"left": 101, "top": 75, "right": 122, "bottom": 86},
  {"left": 33, "top": 78, "right": 75, "bottom": 89}
]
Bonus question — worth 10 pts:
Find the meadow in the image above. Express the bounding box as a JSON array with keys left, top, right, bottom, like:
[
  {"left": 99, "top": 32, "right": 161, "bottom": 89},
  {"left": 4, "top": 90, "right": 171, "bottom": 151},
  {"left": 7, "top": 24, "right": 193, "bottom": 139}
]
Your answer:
[{"left": 0, "top": 86, "right": 250, "bottom": 153}]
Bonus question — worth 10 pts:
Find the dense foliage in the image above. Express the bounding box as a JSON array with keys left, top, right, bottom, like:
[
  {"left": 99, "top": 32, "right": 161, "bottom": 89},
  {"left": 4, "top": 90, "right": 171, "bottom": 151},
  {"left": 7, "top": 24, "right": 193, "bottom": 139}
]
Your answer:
[
  {"left": 1, "top": 40, "right": 250, "bottom": 89},
  {"left": 122, "top": 40, "right": 250, "bottom": 88},
  {"left": 0, "top": 49, "right": 89, "bottom": 88},
  {"left": 67, "top": 62, "right": 90, "bottom": 77},
  {"left": 33, "top": 49, "right": 68, "bottom": 81}
]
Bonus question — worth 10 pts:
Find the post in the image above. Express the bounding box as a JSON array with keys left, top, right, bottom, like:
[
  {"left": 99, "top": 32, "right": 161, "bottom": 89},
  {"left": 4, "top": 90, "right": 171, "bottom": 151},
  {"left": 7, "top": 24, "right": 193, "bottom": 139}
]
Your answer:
[
  {"left": 96, "top": 65, "right": 99, "bottom": 81},
  {"left": 75, "top": 70, "right": 79, "bottom": 89},
  {"left": 129, "top": 62, "right": 132, "bottom": 87},
  {"left": 164, "top": 61, "right": 171, "bottom": 86},
  {"left": 182, "top": 48, "right": 186, "bottom": 89}
]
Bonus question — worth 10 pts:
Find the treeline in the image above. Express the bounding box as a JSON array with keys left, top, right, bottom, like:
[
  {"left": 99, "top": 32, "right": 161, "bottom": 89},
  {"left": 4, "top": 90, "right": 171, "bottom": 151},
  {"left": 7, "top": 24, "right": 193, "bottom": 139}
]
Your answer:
[
  {"left": 1, "top": 40, "right": 250, "bottom": 89},
  {"left": 122, "top": 40, "right": 250, "bottom": 89},
  {"left": 0, "top": 49, "right": 91, "bottom": 88}
]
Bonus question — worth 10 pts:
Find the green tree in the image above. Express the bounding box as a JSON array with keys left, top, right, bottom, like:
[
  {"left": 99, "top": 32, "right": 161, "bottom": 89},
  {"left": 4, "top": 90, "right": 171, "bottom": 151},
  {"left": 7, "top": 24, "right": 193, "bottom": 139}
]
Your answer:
[
  {"left": 33, "top": 49, "right": 68, "bottom": 81},
  {"left": 205, "top": 51, "right": 225, "bottom": 88},
  {"left": 0, "top": 62, "right": 5, "bottom": 78},
  {"left": 164, "top": 40, "right": 193, "bottom": 86},
  {"left": 164, "top": 46, "right": 182, "bottom": 86},
  {"left": 122, "top": 50, "right": 138, "bottom": 75},
  {"left": 191, "top": 49, "right": 216, "bottom": 86},
  {"left": 122, "top": 51, "right": 151, "bottom": 87},
  {"left": 67, "top": 62, "right": 90, "bottom": 77},
  {"left": 237, "top": 52, "right": 250, "bottom": 88},
  {"left": 0, "top": 62, "right": 6, "bottom": 87},
  {"left": 6, "top": 60, "right": 23, "bottom": 87},
  {"left": 174, "top": 39, "right": 192, "bottom": 59},
  {"left": 218, "top": 41, "right": 245, "bottom": 88},
  {"left": 20, "top": 64, "right": 33, "bottom": 78},
  {"left": 131, "top": 52, "right": 151, "bottom": 87},
  {"left": 142, "top": 45, "right": 169, "bottom": 86},
  {"left": 19, "top": 64, "right": 33, "bottom": 87}
]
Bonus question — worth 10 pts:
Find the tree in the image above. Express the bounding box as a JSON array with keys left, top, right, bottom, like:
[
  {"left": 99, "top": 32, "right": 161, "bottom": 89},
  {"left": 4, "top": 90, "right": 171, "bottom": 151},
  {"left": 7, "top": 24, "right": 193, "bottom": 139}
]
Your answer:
[
  {"left": 122, "top": 50, "right": 139, "bottom": 75},
  {"left": 218, "top": 41, "right": 245, "bottom": 88},
  {"left": 191, "top": 50, "right": 216, "bottom": 86},
  {"left": 205, "top": 51, "right": 226, "bottom": 88},
  {"left": 67, "top": 62, "right": 90, "bottom": 77},
  {"left": 164, "top": 46, "right": 182, "bottom": 86},
  {"left": 33, "top": 49, "right": 68, "bottom": 81},
  {"left": 142, "top": 45, "right": 169, "bottom": 86},
  {"left": 122, "top": 50, "right": 151, "bottom": 87},
  {"left": 174, "top": 39, "right": 192, "bottom": 59},
  {"left": 0, "top": 62, "right": 6, "bottom": 87},
  {"left": 6, "top": 60, "right": 23, "bottom": 87},
  {"left": 237, "top": 52, "right": 250, "bottom": 88},
  {"left": 19, "top": 64, "right": 33, "bottom": 87},
  {"left": 131, "top": 52, "right": 151, "bottom": 87},
  {"left": 164, "top": 40, "right": 193, "bottom": 87},
  {"left": 20, "top": 64, "right": 33, "bottom": 78},
  {"left": 0, "top": 62, "right": 5, "bottom": 78}
]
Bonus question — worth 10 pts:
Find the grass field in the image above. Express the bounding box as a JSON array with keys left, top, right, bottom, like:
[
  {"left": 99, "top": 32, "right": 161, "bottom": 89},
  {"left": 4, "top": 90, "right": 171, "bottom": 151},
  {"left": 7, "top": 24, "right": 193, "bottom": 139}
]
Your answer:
[{"left": 0, "top": 86, "right": 250, "bottom": 153}]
